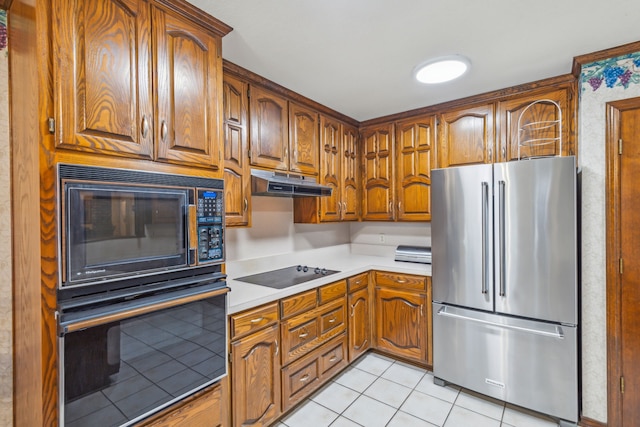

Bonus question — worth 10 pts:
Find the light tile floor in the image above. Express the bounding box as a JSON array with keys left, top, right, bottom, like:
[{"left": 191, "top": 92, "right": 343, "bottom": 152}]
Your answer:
[{"left": 274, "top": 353, "right": 562, "bottom": 427}]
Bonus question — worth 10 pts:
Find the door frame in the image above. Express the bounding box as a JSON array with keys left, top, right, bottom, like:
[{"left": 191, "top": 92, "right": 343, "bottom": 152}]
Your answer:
[{"left": 605, "top": 96, "right": 640, "bottom": 427}]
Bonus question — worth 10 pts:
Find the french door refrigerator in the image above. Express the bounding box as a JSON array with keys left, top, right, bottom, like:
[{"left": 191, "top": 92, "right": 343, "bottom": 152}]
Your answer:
[{"left": 431, "top": 156, "right": 579, "bottom": 426}]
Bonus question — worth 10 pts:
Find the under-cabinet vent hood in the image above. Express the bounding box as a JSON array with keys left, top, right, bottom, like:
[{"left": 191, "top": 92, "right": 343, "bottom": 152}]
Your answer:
[{"left": 251, "top": 169, "right": 332, "bottom": 197}]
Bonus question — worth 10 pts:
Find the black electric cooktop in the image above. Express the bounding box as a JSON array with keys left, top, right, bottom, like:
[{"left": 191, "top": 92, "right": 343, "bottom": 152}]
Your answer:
[{"left": 235, "top": 265, "right": 340, "bottom": 289}]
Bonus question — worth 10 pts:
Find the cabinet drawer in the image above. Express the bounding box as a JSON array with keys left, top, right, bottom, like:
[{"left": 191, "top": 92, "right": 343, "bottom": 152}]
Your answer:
[
  {"left": 281, "top": 333, "right": 348, "bottom": 412},
  {"left": 280, "top": 297, "right": 346, "bottom": 366},
  {"left": 230, "top": 302, "right": 279, "bottom": 340},
  {"left": 281, "top": 357, "right": 320, "bottom": 410},
  {"left": 320, "top": 304, "right": 345, "bottom": 335},
  {"left": 318, "top": 280, "right": 346, "bottom": 305},
  {"left": 281, "top": 289, "right": 317, "bottom": 319},
  {"left": 319, "top": 336, "right": 347, "bottom": 376},
  {"left": 347, "top": 272, "right": 368, "bottom": 292},
  {"left": 375, "top": 271, "right": 426, "bottom": 291}
]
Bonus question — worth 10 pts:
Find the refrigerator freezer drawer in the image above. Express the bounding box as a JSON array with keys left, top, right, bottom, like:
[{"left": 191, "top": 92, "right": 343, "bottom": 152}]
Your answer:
[{"left": 433, "top": 303, "right": 578, "bottom": 423}]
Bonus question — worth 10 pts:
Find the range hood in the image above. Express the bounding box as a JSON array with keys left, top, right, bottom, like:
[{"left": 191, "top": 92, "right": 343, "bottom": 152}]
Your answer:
[{"left": 251, "top": 169, "right": 332, "bottom": 197}]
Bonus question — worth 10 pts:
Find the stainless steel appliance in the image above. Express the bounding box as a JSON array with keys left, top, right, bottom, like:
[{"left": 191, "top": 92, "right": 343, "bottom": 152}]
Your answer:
[
  {"left": 394, "top": 245, "right": 431, "bottom": 264},
  {"left": 431, "top": 156, "right": 579, "bottom": 426},
  {"left": 57, "top": 164, "right": 225, "bottom": 293},
  {"left": 235, "top": 265, "right": 340, "bottom": 289},
  {"left": 251, "top": 169, "right": 332, "bottom": 197}
]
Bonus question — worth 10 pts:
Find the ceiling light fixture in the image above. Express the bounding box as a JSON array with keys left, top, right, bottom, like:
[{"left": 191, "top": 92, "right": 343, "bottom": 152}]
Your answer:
[{"left": 414, "top": 55, "right": 470, "bottom": 84}]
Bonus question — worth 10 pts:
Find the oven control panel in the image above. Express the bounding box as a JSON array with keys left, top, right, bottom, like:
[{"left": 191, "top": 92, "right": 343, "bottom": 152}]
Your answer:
[{"left": 196, "top": 188, "right": 224, "bottom": 263}]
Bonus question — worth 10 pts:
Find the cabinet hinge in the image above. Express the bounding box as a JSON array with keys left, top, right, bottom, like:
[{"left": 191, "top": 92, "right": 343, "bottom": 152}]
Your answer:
[
  {"left": 620, "top": 258, "right": 624, "bottom": 275},
  {"left": 47, "top": 117, "right": 55, "bottom": 134},
  {"left": 621, "top": 376, "right": 625, "bottom": 393},
  {"left": 619, "top": 138, "right": 623, "bottom": 155}
]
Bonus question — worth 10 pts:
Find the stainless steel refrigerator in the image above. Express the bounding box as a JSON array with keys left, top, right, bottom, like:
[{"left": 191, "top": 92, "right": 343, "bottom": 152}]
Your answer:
[{"left": 431, "top": 156, "right": 579, "bottom": 426}]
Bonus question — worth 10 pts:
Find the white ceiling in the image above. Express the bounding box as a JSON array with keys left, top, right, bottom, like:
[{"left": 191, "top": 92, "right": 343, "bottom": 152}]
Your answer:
[{"left": 189, "top": 0, "right": 640, "bottom": 121}]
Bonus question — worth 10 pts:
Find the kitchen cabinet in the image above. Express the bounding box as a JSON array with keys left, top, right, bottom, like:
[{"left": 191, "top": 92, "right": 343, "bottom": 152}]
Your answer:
[
  {"left": 142, "top": 382, "right": 224, "bottom": 427},
  {"left": 293, "top": 117, "right": 359, "bottom": 223},
  {"left": 361, "top": 122, "right": 395, "bottom": 220},
  {"left": 249, "top": 86, "right": 319, "bottom": 175},
  {"left": 497, "top": 86, "right": 574, "bottom": 162},
  {"left": 53, "top": 0, "right": 227, "bottom": 169},
  {"left": 289, "top": 102, "right": 320, "bottom": 175},
  {"left": 437, "top": 104, "right": 495, "bottom": 168},
  {"left": 223, "top": 75, "right": 251, "bottom": 227},
  {"left": 347, "top": 272, "right": 370, "bottom": 361},
  {"left": 230, "top": 304, "right": 281, "bottom": 427},
  {"left": 373, "top": 271, "right": 431, "bottom": 365},
  {"left": 394, "top": 114, "right": 435, "bottom": 221}
]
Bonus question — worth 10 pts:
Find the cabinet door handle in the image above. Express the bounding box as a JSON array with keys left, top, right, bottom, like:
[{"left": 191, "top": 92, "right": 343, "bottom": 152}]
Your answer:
[
  {"left": 160, "top": 120, "right": 168, "bottom": 142},
  {"left": 420, "top": 304, "right": 424, "bottom": 316},
  {"left": 350, "top": 304, "right": 355, "bottom": 317},
  {"left": 250, "top": 317, "right": 264, "bottom": 324},
  {"left": 398, "top": 201, "right": 402, "bottom": 212},
  {"left": 502, "top": 146, "right": 506, "bottom": 158},
  {"left": 389, "top": 201, "right": 393, "bottom": 212},
  {"left": 337, "top": 202, "right": 341, "bottom": 214},
  {"left": 244, "top": 197, "right": 248, "bottom": 213},
  {"left": 342, "top": 202, "right": 347, "bottom": 213},
  {"left": 141, "top": 115, "right": 149, "bottom": 139},
  {"left": 299, "top": 374, "right": 310, "bottom": 382},
  {"left": 275, "top": 339, "right": 279, "bottom": 356}
]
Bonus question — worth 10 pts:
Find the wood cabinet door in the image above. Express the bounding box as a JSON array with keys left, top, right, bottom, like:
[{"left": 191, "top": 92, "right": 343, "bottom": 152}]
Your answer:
[
  {"left": 223, "top": 75, "right": 251, "bottom": 227},
  {"left": 361, "top": 123, "right": 395, "bottom": 220},
  {"left": 249, "top": 86, "right": 289, "bottom": 171},
  {"left": 341, "top": 123, "right": 360, "bottom": 221},
  {"left": 53, "top": 0, "right": 154, "bottom": 158},
  {"left": 374, "top": 287, "right": 427, "bottom": 363},
  {"left": 319, "top": 115, "right": 341, "bottom": 221},
  {"left": 348, "top": 287, "right": 370, "bottom": 362},
  {"left": 289, "top": 102, "right": 319, "bottom": 175},
  {"left": 497, "top": 87, "right": 573, "bottom": 162},
  {"left": 231, "top": 324, "right": 281, "bottom": 427},
  {"left": 395, "top": 115, "right": 435, "bottom": 221},
  {"left": 153, "top": 7, "right": 222, "bottom": 169},
  {"left": 438, "top": 104, "right": 495, "bottom": 168}
]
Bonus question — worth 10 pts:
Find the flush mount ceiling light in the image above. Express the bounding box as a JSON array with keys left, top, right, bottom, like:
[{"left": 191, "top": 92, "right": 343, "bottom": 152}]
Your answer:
[{"left": 414, "top": 55, "right": 470, "bottom": 84}]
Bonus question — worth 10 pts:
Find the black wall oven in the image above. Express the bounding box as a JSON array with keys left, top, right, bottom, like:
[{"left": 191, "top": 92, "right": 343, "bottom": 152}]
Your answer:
[{"left": 56, "top": 165, "right": 230, "bottom": 426}]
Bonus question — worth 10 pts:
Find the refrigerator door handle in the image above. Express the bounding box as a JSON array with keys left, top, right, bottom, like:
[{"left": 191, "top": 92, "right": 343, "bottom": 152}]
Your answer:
[
  {"left": 436, "top": 306, "right": 565, "bottom": 339},
  {"left": 481, "top": 181, "right": 489, "bottom": 295},
  {"left": 498, "top": 180, "right": 506, "bottom": 297}
]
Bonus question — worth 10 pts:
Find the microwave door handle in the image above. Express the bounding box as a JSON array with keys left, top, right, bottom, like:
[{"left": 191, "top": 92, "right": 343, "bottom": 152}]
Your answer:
[{"left": 189, "top": 204, "right": 198, "bottom": 264}]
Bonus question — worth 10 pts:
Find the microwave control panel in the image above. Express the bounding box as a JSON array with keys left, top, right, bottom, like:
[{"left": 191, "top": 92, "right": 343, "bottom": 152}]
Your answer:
[{"left": 196, "top": 189, "right": 224, "bottom": 263}]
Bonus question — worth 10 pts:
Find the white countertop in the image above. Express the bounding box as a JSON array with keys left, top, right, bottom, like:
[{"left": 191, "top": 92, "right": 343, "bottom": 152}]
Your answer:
[{"left": 226, "top": 243, "right": 431, "bottom": 314}]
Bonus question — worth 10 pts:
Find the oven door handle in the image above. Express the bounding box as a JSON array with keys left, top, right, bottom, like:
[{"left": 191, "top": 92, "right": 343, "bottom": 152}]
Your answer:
[{"left": 59, "top": 286, "right": 230, "bottom": 335}]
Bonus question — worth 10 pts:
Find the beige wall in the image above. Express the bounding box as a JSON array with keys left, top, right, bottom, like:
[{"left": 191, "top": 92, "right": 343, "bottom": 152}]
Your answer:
[{"left": 0, "top": 39, "right": 13, "bottom": 425}]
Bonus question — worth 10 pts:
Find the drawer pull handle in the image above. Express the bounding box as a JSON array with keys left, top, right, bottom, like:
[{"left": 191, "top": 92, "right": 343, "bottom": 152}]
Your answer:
[
  {"left": 300, "top": 374, "right": 310, "bottom": 382},
  {"left": 299, "top": 332, "right": 309, "bottom": 338},
  {"left": 328, "top": 317, "right": 336, "bottom": 324},
  {"left": 329, "top": 355, "right": 338, "bottom": 362},
  {"left": 250, "top": 317, "right": 264, "bottom": 324},
  {"left": 397, "top": 279, "right": 406, "bottom": 284}
]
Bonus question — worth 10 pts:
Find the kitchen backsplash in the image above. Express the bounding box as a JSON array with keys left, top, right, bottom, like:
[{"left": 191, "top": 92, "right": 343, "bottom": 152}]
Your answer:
[{"left": 225, "top": 196, "right": 430, "bottom": 262}]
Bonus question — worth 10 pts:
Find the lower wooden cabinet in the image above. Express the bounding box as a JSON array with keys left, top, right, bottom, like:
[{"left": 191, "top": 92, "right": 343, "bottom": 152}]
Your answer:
[
  {"left": 374, "top": 272, "right": 430, "bottom": 364},
  {"left": 281, "top": 333, "right": 348, "bottom": 411},
  {"left": 230, "top": 323, "right": 281, "bottom": 427},
  {"left": 348, "top": 287, "right": 371, "bottom": 362},
  {"left": 142, "top": 382, "right": 224, "bottom": 427}
]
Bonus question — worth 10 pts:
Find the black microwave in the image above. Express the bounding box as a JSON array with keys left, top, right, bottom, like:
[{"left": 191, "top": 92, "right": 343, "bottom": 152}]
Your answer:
[{"left": 57, "top": 164, "right": 225, "bottom": 291}]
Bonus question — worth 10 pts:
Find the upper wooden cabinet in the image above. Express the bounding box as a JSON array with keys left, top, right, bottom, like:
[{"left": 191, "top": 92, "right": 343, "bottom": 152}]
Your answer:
[
  {"left": 53, "top": 0, "right": 227, "bottom": 169},
  {"left": 53, "top": 0, "right": 154, "bottom": 158},
  {"left": 497, "top": 86, "right": 574, "bottom": 162},
  {"left": 153, "top": 6, "right": 223, "bottom": 169},
  {"left": 249, "top": 86, "right": 319, "bottom": 175},
  {"left": 437, "top": 104, "right": 495, "bottom": 168},
  {"left": 289, "top": 102, "right": 320, "bottom": 175},
  {"left": 361, "top": 123, "right": 395, "bottom": 220},
  {"left": 293, "top": 117, "right": 359, "bottom": 223},
  {"left": 395, "top": 115, "right": 435, "bottom": 221},
  {"left": 223, "top": 75, "right": 251, "bottom": 227}
]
